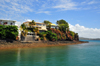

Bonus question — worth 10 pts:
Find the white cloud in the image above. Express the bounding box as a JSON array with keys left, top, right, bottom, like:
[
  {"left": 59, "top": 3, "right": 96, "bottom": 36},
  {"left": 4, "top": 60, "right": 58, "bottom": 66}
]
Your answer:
[
  {"left": 69, "top": 24, "right": 100, "bottom": 38},
  {"left": 88, "top": 0, "right": 97, "bottom": 5},
  {"left": 25, "top": 19, "right": 32, "bottom": 22},
  {"left": 24, "top": 19, "right": 43, "bottom": 23},
  {"left": 53, "top": 0, "right": 78, "bottom": 10},
  {"left": 36, "top": 11, "right": 51, "bottom": 15}
]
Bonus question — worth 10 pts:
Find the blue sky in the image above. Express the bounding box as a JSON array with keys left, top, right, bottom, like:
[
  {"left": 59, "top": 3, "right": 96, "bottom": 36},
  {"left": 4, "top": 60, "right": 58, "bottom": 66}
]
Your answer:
[{"left": 0, "top": 0, "right": 100, "bottom": 38}]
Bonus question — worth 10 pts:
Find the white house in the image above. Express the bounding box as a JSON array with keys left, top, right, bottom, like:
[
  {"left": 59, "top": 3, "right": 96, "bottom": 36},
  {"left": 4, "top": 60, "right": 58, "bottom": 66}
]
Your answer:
[
  {"left": 23, "top": 21, "right": 47, "bottom": 32},
  {"left": 0, "top": 19, "right": 16, "bottom": 25}
]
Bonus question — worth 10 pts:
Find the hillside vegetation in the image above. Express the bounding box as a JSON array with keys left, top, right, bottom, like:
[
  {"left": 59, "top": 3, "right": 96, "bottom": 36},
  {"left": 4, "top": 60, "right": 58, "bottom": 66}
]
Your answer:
[{"left": 21, "top": 19, "right": 79, "bottom": 41}]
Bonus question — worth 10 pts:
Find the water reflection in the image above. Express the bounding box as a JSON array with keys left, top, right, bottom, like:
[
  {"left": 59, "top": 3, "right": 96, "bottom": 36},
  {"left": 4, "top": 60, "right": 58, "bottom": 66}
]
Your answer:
[
  {"left": 17, "top": 48, "right": 21, "bottom": 66},
  {"left": 14, "top": 46, "right": 69, "bottom": 66},
  {"left": 0, "top": 42, "right": 100, "bottom": 66}
]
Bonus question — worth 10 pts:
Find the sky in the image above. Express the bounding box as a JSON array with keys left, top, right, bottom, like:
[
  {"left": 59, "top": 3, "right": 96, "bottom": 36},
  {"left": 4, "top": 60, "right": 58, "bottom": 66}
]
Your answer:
[{"left": 0, "top": 0, "right": 100, "bottom": 38}]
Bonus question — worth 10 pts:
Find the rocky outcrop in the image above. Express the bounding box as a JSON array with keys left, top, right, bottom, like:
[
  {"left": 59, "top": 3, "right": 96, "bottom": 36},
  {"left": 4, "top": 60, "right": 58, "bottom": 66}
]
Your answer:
[
  {"left": 65, "top": 31, "right": 73, "bottom": 41},
  {"left": 74, "top": 34, "right": 79, "bottom": 41},
  {"left": 49, "top": 28, "right": 79, "bottom": 41}
]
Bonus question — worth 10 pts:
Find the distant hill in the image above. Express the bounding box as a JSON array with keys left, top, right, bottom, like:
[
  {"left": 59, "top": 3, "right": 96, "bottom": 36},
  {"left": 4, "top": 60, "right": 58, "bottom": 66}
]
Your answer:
[{"left": 79, "top": 37, "right": 100, "bottom": 40}]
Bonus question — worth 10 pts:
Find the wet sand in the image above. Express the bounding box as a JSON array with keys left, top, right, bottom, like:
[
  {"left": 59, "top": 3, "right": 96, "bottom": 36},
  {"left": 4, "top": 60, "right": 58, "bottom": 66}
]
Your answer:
[{"left": 0, "top": 41, "right": 88, "bottom": 50}]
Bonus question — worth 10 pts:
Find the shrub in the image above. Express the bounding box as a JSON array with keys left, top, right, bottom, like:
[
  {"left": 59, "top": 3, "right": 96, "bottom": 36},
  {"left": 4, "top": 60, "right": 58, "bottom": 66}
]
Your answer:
[
  {"left": 46, "top": 31, "right": 57, "bottom": 41},
  {"left": 39, "top": 32, "right": 47, "bottom": 40},
  {"left": 0, "top": 25, "right": 6, "bottom": 39},
  {"left": 70, "top": 31, "right": 75, "bottom": 39},
  {"left": 0, "top": 25, "right": 18, "bottom": 40},
  {"left": 49, "top": 28, "right": 66, "bottom": 40}
]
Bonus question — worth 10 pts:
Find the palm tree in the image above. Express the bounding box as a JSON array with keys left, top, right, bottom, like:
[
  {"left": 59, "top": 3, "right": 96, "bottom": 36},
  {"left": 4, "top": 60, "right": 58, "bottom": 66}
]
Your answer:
[
  {"left": 20, "top": 24, "right": 28, "bottom": 37},
  {"left": 42, "top": 34, "right": 47, "bottom": 41},
  {"left": 29, "top": 20, "right": 36, "bottom": 28},
  {"left": 33, "top": 28, "right": 39, "bottom": 35}
]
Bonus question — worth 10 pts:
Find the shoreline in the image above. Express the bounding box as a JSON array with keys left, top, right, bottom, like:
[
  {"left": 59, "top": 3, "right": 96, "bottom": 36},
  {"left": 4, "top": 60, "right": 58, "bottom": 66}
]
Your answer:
[{"left": 0, "top": 41, "right": 88, "bottom": 50}]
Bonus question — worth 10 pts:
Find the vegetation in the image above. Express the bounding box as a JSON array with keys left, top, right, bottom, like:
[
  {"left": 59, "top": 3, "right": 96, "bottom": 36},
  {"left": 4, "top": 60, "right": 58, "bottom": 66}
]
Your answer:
[
  {"left": 39, "top": 31, "right": 57, "bottom": 41},
  {"left": 21, "top": 30, "right": 28, "bottom": 37},
  {"left": 46, "top": 31, "right": 57, "bottom": 41},
  {"left": 0, "top": 25, "right": 18, "bottom": 40},
  {"left": 29, "top": 20, "right": 36, "bottom": 27},
  {"left": 20, "top": 24, "right": 28, "bottom": 37},
  {"left": 49, "top": 28, "right": 66, "bottom": 40},
  {"left": 70, "top": 31, "right": 75, "bottom": 39},
  {"left": 33, "top": 28, "right": 39, "bottom": 35},
  {"left": 21, "top": 24, "right": 26, "bottom": 30},
  {"left": 21, "top": 20, "right": 37, "bottom": 36},
  {"left": 20, "top": 19, "right": 79, "bottom": 41},
  {"left": 39, "top": 32, "right": 47, "bottom": 40},
  {"left": 43, "top": 20, "right": 52, "bottom": 29},
  {"left": 57, "top": 19, "right": 69, "bottom": 32}
]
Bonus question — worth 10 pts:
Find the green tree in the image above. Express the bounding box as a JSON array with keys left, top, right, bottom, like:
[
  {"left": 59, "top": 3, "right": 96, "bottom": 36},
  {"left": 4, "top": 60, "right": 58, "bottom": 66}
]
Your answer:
[
  {"left": 21, "top": 24, "right": 26, "bottom": 30},
  {"left": 70, "top": 31, "right": 75, "bottom": 39},
  {"left": 46, "top": 31, "right": 57, "bottom": 41},
  {"left": 6, "top": 26, "right": 18, "bottom": 40},
  {"left": 43, "top": 20, "right": 52, "bottom": 29},
  {"left": 33, "top": 28, "right": 39, "bottom": 35},
  {"left": 57, "top": 19, "right": 69, "bottom": 32},
  {"left": 20, "top": 23, "right": 28, "bottom": 37},
  {"left": 0, "top": 25, "right": 6, "bottom": 39},
  {"left": 0, "top": 25, "right": 18, "bottom": 40},
  {"left": 29, "top": 20, "right": 36, "bottom": 27},
  {"left": 39, "top": 32, "right": 47, "bottom": 40}
]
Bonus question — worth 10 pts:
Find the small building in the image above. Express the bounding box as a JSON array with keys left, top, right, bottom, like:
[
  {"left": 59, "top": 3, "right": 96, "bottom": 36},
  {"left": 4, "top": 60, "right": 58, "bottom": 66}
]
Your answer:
[
  {"left": 51, "top": 24, "right": 59, "bottom": 29},
  {"left": 0, "top": 19, "right": 16, "bottom": 26}
]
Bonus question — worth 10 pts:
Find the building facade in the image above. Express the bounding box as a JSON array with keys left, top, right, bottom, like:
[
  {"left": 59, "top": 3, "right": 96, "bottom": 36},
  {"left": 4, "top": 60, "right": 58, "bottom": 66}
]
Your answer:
[
  {"left": 50, "top": 24, "right": 59, "bottom": 29},
  {"left": 0, "top": 19, "right": 16, "bottom": 26},
  {"left": 23, "top": 21, "right": 47, "bottom": 32}
]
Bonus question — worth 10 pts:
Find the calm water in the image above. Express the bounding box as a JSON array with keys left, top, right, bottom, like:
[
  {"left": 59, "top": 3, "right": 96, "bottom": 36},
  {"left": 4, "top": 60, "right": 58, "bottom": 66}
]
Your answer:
[{"left": 0, "top": 40, "right": 100, "bottom": 66}]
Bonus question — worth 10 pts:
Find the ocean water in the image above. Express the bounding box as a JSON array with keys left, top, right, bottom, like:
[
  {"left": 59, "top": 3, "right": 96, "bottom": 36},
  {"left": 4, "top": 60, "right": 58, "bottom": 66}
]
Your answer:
[{"left": 0, "top": 40, "right": 100, "bottom": 66}]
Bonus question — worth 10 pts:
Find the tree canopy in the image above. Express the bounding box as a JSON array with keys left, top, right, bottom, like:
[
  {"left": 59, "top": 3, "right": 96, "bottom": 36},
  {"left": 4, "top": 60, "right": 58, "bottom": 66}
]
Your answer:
[
  {"left": 43, "top": 20, "right": 52, "bottom": 29},
  {"left": 43, "top": 20, "right": 52, "bottom": 25},
  {"left": 29, "top": 20, "right": 36, "bottom": 26},
  {"left": 21, "top": 24, "right": 26, "bottom": 30},
  {"left": 57, "top": 19, "right": 69, "bottom": 28},
  {"left": 56, "top": 19, "right": 69, "bottom": 32}
]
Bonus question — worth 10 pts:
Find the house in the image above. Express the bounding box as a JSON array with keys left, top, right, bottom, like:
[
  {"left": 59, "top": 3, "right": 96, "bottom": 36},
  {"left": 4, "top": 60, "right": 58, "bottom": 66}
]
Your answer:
[
  {"left": 0, "top": 19, "right": 16, "bottom": 25},
  {"left": 51, "top": 24, "right": 59, "bottom": 29},
  {"left": 23, "top": 21, "right": 47, "bottom": 32}
]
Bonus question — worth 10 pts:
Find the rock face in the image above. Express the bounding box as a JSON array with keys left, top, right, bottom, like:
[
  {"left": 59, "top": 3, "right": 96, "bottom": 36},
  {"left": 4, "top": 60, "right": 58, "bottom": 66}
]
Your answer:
[
  {"left": 74, "top": 34, "right": 79, "bottom": 41},
  {"left": 66, "top": 31, "right": 73, "bottom": 41},
  {"left": 66, "top": 31, "right": 79, "bottom": 41}
]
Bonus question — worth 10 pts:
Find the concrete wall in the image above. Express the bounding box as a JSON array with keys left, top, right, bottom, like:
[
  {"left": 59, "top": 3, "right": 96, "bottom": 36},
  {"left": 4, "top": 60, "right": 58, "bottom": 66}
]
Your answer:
[{"left": 21, "top": 35, "right": 39, "bottom": 42}]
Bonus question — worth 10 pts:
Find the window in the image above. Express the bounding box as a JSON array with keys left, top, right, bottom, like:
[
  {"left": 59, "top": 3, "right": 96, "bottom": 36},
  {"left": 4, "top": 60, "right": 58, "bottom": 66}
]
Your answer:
[
  {"left": 11, "top": 23, "right": 12, "bottom": 25},
  {"left": 4, "top": 22, "right": 7, "bottom": 25},
  {"left": 36, "top": 24, "right": 42, "bottom": 26},
  {"left": 43, "top": 24, "right": 46, "bottom": 26},
  {"left": 0, "top": 20, "right": 2, "bottom": 22}
]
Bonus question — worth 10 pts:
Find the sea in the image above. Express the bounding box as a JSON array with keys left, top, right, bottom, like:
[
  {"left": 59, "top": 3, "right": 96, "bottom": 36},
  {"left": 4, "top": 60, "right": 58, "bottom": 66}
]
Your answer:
[{"left": 0, "top": 40, "right": 100, "bottom": 66}]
